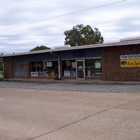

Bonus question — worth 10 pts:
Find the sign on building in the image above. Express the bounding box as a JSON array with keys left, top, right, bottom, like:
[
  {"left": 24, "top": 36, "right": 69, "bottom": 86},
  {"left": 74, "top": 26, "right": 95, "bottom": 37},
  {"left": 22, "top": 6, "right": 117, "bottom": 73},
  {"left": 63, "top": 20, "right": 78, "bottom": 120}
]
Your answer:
[
  {"left": 120, "top": 54, "right": 140, "bottom": 68},
  {"left": 47, "top": 62, "right": 52, "bottom": 67}
]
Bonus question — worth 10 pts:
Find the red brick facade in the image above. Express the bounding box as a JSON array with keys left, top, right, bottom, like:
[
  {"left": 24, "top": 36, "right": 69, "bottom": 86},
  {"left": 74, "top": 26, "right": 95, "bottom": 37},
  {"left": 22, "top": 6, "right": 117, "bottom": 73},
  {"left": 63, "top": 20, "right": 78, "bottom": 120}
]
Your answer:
[
  {"left": 3, "top": 44, "right": 140, "bottom": 81},
  {"left": 101, "top": 44, "right": 140, "bottom": 81}
]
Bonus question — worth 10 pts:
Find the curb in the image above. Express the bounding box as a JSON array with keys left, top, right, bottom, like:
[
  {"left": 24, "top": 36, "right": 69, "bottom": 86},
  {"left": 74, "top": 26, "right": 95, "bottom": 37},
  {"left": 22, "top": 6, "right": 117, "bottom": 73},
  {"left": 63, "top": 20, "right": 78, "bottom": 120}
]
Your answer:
[{"left": 2, "top": 79, "right": 140, "bottom": 85}]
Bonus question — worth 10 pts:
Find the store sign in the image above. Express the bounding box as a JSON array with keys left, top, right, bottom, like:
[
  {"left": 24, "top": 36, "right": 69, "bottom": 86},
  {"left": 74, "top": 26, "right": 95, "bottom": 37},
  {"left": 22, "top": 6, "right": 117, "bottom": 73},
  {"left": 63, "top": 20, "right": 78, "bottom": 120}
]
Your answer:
[
  {"left": 30, "top": 72, "right": 38, "bottom": 76},
  {"left": 120, "top": 54, "right": 140, "bottom": 68},
  {"left": 47, "top": 62, "right": 52, "bottom": 67}
]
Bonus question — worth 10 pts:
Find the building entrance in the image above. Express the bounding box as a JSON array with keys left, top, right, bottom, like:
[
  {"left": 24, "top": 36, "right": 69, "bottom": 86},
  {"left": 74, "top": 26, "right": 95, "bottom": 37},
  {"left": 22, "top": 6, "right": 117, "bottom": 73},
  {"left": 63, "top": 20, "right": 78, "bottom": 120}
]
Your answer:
[{"left": 76, "top": 59, "right": 85, "bottom": 80}]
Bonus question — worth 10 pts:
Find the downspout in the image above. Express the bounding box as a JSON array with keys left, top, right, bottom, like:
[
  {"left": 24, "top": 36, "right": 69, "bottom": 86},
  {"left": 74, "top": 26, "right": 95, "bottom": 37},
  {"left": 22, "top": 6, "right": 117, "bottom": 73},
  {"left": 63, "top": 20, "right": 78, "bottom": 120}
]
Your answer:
[
  {"left": 102, "top": 48, "right": 106, "bottom": 81},
  {"left": 0, "top": 57, "right": 4, "bottom": 76},
  {"left": 50, "top": 52, "right": 61, "bottom": 79}
]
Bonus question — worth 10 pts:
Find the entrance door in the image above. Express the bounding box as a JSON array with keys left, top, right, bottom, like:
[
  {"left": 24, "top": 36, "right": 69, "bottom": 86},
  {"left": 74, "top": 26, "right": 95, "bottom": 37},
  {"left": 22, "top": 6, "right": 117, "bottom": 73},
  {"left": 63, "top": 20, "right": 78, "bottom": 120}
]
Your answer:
[{"left": 76, "top": 59, "right": 85, "bottom": 80}]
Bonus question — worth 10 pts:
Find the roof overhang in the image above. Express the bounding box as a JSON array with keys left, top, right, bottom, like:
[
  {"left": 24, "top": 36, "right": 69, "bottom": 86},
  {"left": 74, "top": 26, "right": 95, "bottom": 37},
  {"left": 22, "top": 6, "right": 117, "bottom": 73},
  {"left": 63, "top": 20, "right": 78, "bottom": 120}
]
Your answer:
[{"left": 1, "top": 37, "right": 140, "bottom": 58}]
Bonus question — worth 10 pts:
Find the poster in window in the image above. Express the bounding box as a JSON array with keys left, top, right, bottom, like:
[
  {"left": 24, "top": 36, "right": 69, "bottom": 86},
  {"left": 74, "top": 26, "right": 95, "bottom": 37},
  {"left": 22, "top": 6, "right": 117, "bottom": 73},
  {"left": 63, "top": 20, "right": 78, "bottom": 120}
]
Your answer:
[
  {"left": 66, "top": 61, "right": 71, "bottom": 66},
  {"left": 79, "top": 66, "right": 83, "bottom": 69},
  {"left": 31, "top": 72, "right": 38, "bottom": 77},
  {"left": 47, "top": 62, "right": 52, "bottom": 67},
  {"left": 95, "top": 62, "right": 101, "bottom": 68},
  {"left": 72, "top": 62, "right": 76, "bottom": 68}
]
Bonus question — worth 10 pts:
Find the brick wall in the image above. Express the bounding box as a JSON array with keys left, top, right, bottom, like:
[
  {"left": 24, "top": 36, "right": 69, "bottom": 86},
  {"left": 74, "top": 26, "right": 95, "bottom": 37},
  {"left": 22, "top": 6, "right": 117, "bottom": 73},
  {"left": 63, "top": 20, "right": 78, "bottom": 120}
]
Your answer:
[
  {"left": 3, "top": 57, "right": 13, "bottom": 79},
  {"left": 102, "top": 44, "right": 140, "bottom": 81},
  {"left": 3, "top": 44, "right": 140, "bottom": 81}
]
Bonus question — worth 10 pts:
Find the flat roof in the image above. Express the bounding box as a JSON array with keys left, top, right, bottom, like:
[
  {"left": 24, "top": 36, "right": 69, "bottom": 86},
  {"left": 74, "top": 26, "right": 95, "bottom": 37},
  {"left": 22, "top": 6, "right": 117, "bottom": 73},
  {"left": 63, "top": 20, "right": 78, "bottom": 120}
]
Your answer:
[{"left": 1, "top": 37, "right": 140, "bottom": 57}]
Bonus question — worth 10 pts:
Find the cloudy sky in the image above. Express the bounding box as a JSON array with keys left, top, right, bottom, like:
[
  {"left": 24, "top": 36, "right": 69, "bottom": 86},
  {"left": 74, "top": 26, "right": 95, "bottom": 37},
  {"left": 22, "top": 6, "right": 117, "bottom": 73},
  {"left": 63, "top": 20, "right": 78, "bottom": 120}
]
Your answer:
[{"left": 0, "top": 0, "right": 140, "bottom": 54}]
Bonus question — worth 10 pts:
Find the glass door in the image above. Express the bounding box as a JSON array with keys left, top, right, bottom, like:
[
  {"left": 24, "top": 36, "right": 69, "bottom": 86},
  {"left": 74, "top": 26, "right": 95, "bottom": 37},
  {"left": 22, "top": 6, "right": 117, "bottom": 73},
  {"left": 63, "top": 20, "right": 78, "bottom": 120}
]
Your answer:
[{"left": 76, "top": 59, "right": 85, "bottom": 80}]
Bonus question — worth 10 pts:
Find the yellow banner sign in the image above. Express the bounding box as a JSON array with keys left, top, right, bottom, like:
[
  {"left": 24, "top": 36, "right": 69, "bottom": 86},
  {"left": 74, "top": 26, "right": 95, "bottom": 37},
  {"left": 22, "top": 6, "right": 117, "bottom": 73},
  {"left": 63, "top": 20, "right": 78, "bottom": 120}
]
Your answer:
[{"left": 120, "top": 59, "right": 140, "bottom": 67}]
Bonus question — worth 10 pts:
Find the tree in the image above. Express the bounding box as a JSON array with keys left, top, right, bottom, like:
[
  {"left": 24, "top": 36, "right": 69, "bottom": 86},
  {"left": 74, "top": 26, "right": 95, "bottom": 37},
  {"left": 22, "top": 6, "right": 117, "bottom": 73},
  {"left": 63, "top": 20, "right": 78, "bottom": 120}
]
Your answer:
[
  {"left": 0, "top": 53, "right": 3, "bottom": 56},
  {"left": 0, "top": 53, "right": 3, "bottom": 71},
  {"left": 0, "top": 59, "right": 3, "bottom": 71},
  {"left": 64, "top": 24, "right": 104, "bottom": 46},
  {"left": 30, "top": 45, "right": 50, "bottom": 51}
]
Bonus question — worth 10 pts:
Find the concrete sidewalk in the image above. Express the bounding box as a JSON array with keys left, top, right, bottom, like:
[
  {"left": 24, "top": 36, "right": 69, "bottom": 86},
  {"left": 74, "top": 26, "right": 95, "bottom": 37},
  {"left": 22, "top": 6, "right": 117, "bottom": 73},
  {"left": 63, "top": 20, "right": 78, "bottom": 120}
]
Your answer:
[{"left": 3, "top": 78, "right": 140, "bottom": 85}]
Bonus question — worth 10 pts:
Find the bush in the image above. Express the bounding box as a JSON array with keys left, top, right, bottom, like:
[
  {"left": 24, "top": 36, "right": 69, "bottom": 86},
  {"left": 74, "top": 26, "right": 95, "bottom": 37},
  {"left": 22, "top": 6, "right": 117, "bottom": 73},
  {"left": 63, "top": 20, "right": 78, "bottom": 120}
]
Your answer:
[
  {"left": 2, "top": 71, "right": 7, "bottom": 78},
  {"left": 0, "top": 78, "right": 4, "bottom": 81},
  {"left": 0, "top": 61, "right": 3, "bottom": 71},
  {"left": 0, "top": 74, "right": 4, "bottom": 81}
]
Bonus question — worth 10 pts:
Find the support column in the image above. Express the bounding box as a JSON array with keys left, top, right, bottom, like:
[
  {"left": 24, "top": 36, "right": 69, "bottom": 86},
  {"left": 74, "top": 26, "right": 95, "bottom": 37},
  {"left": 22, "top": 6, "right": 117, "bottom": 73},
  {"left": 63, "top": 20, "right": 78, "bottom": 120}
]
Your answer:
[
  {"left": 3, "top": 57, "right": 13, "bottom": 79},
  {"left": 27, "top": 62, "right": 31, "bottom": 79},
  {"left": 58, "top": 57, "right": 62, "bottom": 79}
]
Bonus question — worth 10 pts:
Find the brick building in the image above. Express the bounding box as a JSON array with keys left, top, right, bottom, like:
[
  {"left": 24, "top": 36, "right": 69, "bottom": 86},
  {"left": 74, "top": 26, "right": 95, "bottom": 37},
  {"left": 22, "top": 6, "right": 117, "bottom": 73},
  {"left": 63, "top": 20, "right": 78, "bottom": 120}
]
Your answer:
[{"left": 1, "top": 37, "right": 140, "bottom": 81}]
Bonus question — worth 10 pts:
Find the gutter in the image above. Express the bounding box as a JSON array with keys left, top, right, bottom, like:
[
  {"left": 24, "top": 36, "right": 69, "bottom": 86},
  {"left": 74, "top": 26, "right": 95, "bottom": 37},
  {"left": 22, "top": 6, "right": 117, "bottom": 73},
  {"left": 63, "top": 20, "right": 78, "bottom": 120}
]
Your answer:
[{"left": 50, "top": 52, "right": 61, "bottom": 79}]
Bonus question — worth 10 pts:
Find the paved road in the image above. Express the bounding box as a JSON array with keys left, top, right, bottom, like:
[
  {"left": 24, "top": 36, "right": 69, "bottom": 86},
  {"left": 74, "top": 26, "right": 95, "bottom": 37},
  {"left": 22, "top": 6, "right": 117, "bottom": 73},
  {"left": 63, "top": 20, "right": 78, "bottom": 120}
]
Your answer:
[
  {"left": 0, "top": 81, "right": 140, "bottom": 92},
  {"left": 0, "top": 81, "right": 140, "bottom": 140}
]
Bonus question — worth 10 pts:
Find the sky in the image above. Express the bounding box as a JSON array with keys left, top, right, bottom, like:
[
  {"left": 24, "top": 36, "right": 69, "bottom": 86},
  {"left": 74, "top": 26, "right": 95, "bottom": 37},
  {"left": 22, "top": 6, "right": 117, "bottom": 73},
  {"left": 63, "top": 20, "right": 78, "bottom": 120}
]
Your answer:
[{"left": 0, "top": 0, "right": 140, "bottom": 54}]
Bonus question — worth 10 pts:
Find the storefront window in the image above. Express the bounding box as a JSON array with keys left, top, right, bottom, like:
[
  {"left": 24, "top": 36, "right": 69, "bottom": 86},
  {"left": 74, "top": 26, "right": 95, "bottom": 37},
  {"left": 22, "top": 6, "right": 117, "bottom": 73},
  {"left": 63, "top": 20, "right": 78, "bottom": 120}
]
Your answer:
[
  {"left": 43, "top": 61, "right": 58, "bottom": 77},
  {"left": 31, "top": 61, "right": 43, "bottom": 72},
  {"left": 85, "top": 59, "right": 102, "bottom": 77},
  {"left": 31, "top": 61, "right": 43, "bottom": 76},
  {"left": 30, "top": 59, "right": 101, "bottom": 78},
  {"left": 62, "top": 60, "right": 76, "bottom": 77},
  {"left": 30, "top": 61, "right": 58, "bottom": 77}
]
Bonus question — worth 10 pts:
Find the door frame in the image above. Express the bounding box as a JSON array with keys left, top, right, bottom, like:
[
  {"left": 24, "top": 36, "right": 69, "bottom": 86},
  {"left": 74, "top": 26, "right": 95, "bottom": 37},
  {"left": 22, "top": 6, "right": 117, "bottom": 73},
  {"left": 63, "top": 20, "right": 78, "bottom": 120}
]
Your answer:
[{"left": 76, "top": 59, "right": 85, "bottom": 80}]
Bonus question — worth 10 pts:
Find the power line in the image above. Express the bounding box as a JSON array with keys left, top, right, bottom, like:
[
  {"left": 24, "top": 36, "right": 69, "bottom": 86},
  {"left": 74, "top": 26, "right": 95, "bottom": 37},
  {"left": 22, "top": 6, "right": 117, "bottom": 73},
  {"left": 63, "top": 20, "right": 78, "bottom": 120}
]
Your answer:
[
  {"left": 0, "top": 37, "right": 121, "bottom": 40},
  {"left": 0, "top": 0, "right": 127, "bottom": 31}
]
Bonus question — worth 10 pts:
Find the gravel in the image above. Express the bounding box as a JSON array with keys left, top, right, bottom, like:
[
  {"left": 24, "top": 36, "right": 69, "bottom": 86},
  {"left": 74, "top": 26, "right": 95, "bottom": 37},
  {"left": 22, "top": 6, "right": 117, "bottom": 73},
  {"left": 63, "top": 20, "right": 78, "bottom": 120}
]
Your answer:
[{"left": 0, "top": 81, "right": 140, "bottom": 93}]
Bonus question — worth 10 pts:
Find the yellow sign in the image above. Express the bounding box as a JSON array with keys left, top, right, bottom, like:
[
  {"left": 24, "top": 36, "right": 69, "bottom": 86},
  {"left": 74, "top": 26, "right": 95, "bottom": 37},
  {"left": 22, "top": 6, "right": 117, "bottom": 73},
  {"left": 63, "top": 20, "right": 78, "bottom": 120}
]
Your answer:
[{"left": 120, "top": 59, "right": 140, "bottom": 67}]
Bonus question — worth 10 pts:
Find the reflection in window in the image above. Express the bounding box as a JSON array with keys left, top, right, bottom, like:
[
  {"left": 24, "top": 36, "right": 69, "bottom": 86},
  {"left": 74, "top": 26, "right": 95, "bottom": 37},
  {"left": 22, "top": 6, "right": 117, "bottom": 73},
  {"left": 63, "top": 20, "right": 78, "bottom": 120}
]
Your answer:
[
  {"left": 43, "top": 61, "right": 58, "bottom": 77},
  {"left": 62, "top": 60, "right": 76, "bottom": 77},
  {"left": 85, "top": 59, "right": 102, "bottom": 77}
]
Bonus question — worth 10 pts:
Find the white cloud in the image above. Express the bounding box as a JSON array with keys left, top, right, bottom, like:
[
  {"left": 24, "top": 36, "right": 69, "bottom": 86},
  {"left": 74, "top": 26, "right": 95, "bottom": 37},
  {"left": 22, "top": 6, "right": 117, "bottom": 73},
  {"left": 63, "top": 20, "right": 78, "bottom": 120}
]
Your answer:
[{"left": 0, "top": 0, "right": 140, "bottom": 54}]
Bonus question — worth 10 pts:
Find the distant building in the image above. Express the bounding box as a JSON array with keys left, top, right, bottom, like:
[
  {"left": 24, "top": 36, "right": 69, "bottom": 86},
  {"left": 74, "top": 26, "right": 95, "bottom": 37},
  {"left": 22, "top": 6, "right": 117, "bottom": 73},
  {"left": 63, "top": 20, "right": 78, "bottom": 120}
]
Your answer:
[{"left": 1, "top": 37, "right": 140, "bottom": 81}]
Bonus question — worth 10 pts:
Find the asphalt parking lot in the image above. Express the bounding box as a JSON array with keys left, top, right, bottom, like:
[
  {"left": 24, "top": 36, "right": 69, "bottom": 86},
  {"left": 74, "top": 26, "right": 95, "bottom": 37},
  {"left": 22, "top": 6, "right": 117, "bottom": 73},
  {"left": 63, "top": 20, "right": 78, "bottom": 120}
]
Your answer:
[
  {"left": 0, "top": 81, "right": 140, "bottom": 140},
  {"left": 0, "top": 81, "right": 140, "bottom": 92}
]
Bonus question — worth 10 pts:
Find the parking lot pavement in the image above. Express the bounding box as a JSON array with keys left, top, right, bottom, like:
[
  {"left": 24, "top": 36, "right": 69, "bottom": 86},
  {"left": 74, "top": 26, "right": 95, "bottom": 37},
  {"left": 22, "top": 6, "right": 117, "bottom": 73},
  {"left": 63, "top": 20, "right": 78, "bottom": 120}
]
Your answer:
[
  {"left": 0, "top": 81, "right": 140, "bottom": 92},
  {"left": 0, "top": 82, "right": 140, "bottom": 140}
]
